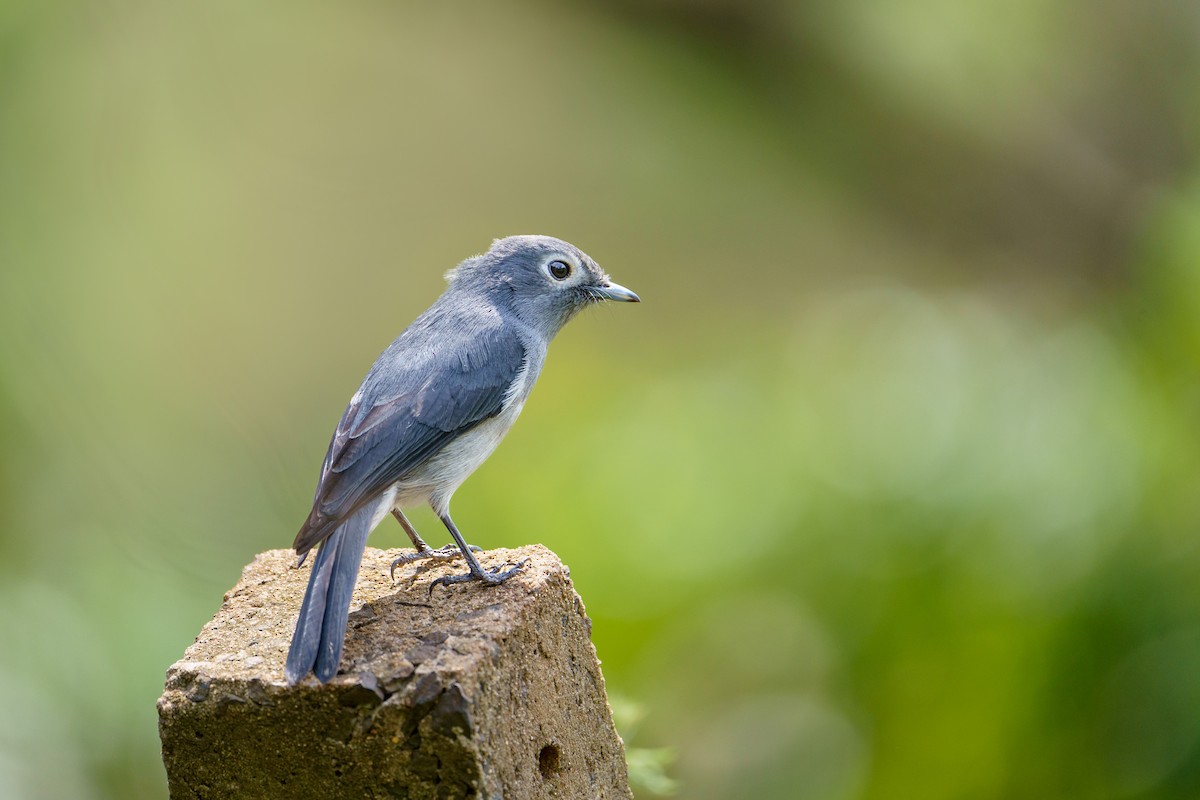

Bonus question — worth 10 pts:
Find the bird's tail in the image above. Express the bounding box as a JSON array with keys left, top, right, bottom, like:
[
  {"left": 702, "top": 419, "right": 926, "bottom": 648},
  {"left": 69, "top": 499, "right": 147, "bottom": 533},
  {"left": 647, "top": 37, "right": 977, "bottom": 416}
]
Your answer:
[{"left": 285, "top": 502, "right": 374, "bottom": 684}]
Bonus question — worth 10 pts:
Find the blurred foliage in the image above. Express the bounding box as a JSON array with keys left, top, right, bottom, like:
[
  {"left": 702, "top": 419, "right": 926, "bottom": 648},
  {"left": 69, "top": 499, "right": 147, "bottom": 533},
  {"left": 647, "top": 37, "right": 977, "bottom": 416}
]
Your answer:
[
  {"left": 612, "top": 694, "right": 679, "bottom": 796},
  {"left": 2, "top": 0, "right": 1200, "bottom": 798}
]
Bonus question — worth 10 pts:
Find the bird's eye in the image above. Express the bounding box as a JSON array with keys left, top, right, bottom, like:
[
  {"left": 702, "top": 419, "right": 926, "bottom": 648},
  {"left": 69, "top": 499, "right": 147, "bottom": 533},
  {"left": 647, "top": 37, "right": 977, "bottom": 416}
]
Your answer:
[{"left": 548, "top": 260, "right": 572, "bottom": 281}]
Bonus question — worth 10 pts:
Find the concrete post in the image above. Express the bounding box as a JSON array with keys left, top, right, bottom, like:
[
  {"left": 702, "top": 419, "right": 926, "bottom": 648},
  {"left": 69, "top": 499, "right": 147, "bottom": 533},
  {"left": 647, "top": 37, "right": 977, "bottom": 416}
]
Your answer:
[{"left": 158, "top": 545, "right": 631, "bottom": 799}]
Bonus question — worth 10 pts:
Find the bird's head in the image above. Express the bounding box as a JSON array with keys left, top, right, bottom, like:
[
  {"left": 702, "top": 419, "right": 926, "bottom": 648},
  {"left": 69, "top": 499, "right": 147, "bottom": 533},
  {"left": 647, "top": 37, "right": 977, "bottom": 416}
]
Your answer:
[{"left": 448, "top": 235, "right": 639, "bottom": 334}]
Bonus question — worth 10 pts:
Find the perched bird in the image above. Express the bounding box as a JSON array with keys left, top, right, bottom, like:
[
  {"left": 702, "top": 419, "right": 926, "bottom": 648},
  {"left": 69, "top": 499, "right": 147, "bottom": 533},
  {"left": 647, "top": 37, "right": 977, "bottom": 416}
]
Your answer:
[{"left": 285, "top": 235, "right": 639, "bottom": 684}]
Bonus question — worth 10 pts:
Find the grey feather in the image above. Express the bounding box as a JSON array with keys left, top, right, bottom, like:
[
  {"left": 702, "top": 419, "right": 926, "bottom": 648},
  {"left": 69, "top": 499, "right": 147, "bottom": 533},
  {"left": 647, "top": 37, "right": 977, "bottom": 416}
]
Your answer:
[
  {"left": 293, "top": 309, "right": 525, "bottom": 555},
  {"left": 312, "top": 503, "right": 374, "bottom": 682},
  {"left": 284, "top": 501, "right": 374, "bottom": 683}
]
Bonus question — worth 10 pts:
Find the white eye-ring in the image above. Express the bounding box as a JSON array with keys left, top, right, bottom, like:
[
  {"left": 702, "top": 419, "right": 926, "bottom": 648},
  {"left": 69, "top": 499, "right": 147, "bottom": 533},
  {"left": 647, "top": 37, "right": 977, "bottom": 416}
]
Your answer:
[{"left": 547, "top": 259, "right": 572, "bottom": 281}]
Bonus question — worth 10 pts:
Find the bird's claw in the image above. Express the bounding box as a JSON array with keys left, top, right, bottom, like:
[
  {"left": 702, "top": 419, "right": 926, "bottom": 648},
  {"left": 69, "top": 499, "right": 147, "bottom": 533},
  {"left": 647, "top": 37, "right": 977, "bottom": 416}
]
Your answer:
[
  {"left": 389, "top": 543, "right": 484, "bottom": 581},
  {"left": 427, "top": 558, "right": 529, "bottom": 597}
]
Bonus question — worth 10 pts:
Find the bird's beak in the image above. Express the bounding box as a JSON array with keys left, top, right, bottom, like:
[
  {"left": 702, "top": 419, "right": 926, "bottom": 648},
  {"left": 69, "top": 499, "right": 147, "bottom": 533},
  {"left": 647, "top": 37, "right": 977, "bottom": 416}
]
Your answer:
[{"left": 593, "top": 281, "right": 640, "bottom": 303}]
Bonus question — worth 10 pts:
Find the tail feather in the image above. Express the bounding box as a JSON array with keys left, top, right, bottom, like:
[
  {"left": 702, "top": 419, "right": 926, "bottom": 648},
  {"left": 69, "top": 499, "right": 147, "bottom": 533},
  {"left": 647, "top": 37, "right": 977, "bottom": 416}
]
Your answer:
[
  {"left": 285, "top": 535, "right": 335, "bottom": 681},
  {"left": 285, "top": 502, "right": 374, "bottom": 684}
]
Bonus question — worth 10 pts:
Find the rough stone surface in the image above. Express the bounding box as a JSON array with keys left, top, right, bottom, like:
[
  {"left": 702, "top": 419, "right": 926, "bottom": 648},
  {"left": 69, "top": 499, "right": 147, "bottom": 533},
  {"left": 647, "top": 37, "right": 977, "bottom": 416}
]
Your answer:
[{"left": 158, "top": 545, "right": 631, "bottom": 799}]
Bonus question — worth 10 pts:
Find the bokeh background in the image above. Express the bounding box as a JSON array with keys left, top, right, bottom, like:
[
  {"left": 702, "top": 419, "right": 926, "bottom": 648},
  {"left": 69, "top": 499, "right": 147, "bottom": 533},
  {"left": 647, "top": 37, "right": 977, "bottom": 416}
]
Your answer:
[{"left": 2, "top": 1, "right": 1200, "bottom": 798}]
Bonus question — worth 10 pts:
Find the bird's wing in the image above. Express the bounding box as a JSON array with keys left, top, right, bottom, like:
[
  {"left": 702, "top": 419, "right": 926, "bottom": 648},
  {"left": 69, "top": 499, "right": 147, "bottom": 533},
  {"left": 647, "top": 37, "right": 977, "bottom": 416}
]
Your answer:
[{"left": 292, "top": 310, "right": 526, "bottom": 555}]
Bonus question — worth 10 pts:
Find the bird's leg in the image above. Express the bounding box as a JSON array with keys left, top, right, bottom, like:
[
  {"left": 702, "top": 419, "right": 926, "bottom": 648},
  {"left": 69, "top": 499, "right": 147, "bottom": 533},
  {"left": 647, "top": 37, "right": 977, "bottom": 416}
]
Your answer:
[
  {"left": 428, "top": 511, "right": 528, "bottom": 594},
  {"left": 389, "top": 509, "right": 482, "bottom": 580},
  {"left": 393, "top": 509, "right": 432, "bottom": 551}
]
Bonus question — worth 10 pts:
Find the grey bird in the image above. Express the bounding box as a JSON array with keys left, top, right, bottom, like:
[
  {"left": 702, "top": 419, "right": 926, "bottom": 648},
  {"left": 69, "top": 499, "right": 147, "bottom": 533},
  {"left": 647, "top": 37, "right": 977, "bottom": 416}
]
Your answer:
[{"left": 285, "top": 235, "right": 639, "bottom": 684}]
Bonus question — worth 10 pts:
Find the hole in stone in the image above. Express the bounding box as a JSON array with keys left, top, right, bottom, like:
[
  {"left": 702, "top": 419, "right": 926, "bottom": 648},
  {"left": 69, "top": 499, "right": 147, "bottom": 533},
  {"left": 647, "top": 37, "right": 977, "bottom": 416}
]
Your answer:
[{"left": 538, "top": 744, "right": 561, "bottom": 779}]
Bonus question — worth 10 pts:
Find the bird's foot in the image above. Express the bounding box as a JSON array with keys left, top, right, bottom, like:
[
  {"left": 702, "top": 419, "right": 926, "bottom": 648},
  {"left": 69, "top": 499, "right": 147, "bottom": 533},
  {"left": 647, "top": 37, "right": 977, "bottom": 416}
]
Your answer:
[
  {"left": 428, "top": 558, "right": 530, "bottom": 596},
  {"left": 389, "top": 543, "right": 483, "bottom": 581}
]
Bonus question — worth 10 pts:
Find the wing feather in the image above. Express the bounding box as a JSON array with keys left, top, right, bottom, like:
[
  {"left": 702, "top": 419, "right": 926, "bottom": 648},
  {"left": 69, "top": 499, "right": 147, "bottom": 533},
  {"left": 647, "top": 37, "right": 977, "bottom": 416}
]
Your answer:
[{"left": 293, "top": 305, "right": 525, "bottom": 555}]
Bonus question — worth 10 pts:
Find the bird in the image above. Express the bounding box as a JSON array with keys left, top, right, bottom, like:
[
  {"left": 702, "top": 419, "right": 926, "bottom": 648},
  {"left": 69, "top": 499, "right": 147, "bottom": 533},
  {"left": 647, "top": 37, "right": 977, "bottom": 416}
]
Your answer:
[{"left": 284, "top": 235, "right": 640, "bottom": 684}]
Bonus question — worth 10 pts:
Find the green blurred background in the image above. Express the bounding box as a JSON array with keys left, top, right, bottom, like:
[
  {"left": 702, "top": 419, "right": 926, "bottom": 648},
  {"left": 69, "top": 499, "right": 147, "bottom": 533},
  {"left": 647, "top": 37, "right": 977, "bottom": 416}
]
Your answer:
[{"left": 2, "top": 1, "right": 1200, "bottom": 797}]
